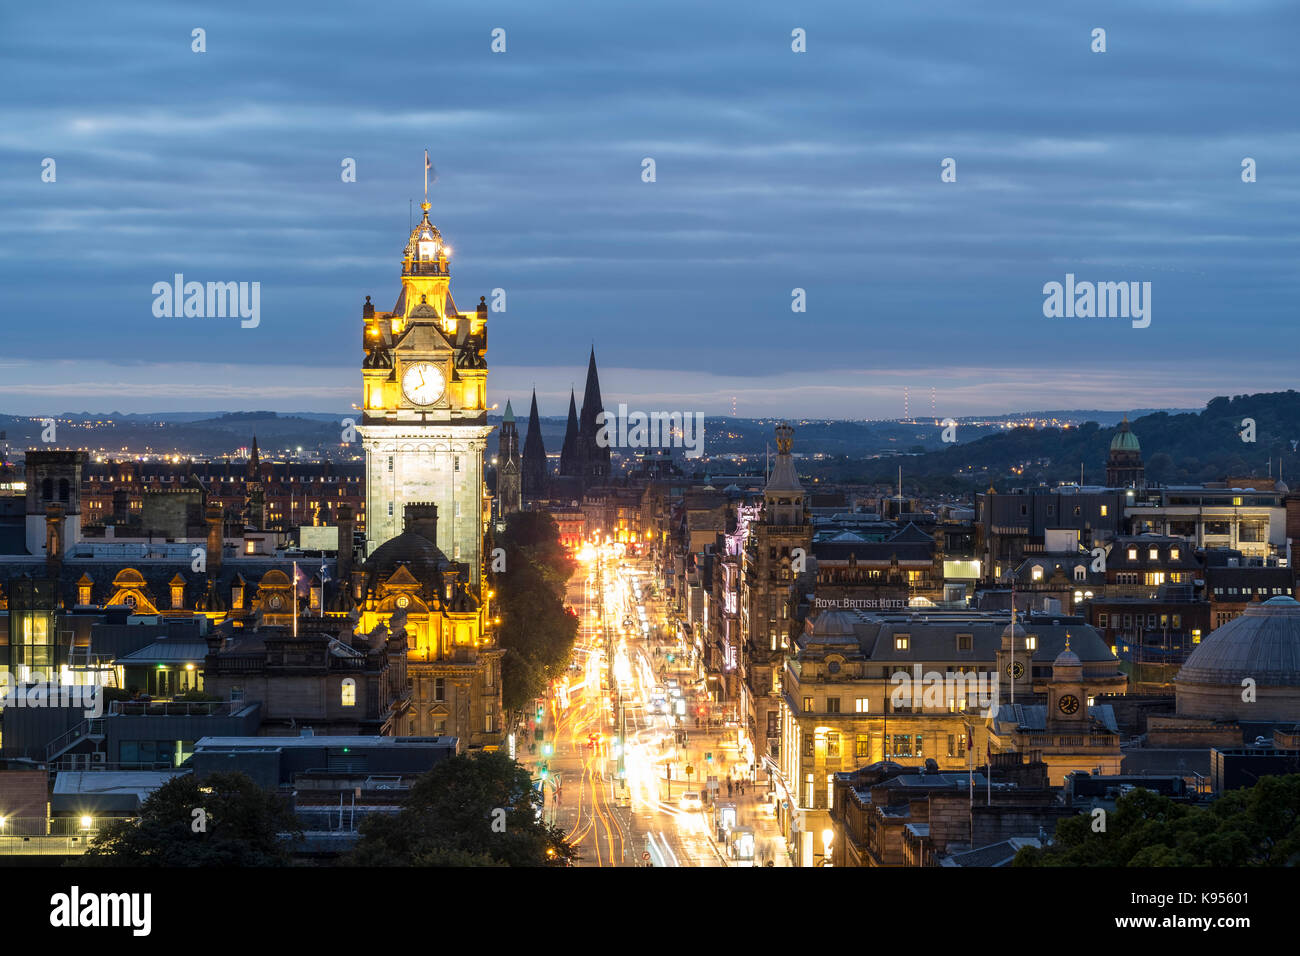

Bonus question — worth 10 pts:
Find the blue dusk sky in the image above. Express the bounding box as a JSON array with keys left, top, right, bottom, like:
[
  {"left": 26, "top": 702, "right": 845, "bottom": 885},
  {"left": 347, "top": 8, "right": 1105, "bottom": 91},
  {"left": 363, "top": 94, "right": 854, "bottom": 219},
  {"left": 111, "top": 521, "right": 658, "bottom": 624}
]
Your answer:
[{"left": 1, "top": 0, "right": 1296, "bottom": 420}]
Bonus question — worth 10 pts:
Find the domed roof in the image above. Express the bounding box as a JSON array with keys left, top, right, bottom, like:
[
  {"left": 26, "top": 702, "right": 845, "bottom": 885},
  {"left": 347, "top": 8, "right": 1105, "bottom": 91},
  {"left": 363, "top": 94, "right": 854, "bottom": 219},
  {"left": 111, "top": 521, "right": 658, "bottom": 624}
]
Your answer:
[
  {"left": 1053, "top": 636, "right": 1082, "bottom": 668},
  {"left": 1178, "top": 596, "right": 1300, "bottom": 687},
  {"left": 812, "top": 609, "right": 859, "bottom": 638},
  {"left": 1110, "top": 417, "right": 1140, "bottom": 453},
  {"left": 1001, "top": 621, "right": 1027, "bottom": 641},
  {"left": 364, "top": 529, "right": 449, "bottom": 584}
]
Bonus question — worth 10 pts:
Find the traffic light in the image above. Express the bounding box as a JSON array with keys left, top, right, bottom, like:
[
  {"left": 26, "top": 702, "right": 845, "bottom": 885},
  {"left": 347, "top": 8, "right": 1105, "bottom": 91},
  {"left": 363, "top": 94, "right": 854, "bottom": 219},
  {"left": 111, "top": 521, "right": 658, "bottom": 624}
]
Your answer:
[
  {"left": 543, "top": 743, "right": 553, "bottom": 757},
  {"left": 535, "top": 703, "right": 544, "bottom": 725}
]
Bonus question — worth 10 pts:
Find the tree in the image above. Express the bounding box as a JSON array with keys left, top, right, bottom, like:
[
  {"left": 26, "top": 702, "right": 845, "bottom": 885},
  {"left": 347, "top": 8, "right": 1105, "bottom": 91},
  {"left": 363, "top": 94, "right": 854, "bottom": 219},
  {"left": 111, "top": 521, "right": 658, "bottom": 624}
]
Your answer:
[
  {"left": 75, "top": 771, "right": 301, "bottom": 867},
  {"left": 349, "top": 750, "right": 577, "bottom": 866},
  {"left": 492, "top": 511, "right": 579, "bottom": 718},
  {"left": 1015, "top": 775, "right": 1300, "bottom": 867}
]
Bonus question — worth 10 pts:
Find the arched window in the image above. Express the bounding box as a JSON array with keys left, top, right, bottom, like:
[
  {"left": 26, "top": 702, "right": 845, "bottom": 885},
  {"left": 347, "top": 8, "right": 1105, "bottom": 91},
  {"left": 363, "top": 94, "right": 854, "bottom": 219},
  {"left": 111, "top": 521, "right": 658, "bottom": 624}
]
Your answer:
[
  {"left": 58, "top": 479, "right": 70, "bottom": 502},
  {"left": 42, "top": 477, "right": 53, "bottom": 501},
  {"left": 341, "top": 678, "right": 356, "bottom": 707},
  {"left": 1031, "top": 565, "right": 1044, "bottom": 582},
  {"left": 1073, "top": 565, "right": 1086, "bottom": 582}
]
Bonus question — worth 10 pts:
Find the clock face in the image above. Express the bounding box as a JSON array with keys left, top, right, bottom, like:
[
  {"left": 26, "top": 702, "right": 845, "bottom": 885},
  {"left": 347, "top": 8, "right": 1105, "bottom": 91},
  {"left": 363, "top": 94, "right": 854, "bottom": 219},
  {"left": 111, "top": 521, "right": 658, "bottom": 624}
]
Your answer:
[
  {"left": 1005, "top": 661, "right": 1025, "bottom": 680},
  {"left": 268, "top": 594, "right": 284, "bottom": 610},
  {"left": 1058, "top": 694, "right": 1081, "bottom": 715},
  {"left": 401, "top": 362, "right": 446, "bottom": 406}
]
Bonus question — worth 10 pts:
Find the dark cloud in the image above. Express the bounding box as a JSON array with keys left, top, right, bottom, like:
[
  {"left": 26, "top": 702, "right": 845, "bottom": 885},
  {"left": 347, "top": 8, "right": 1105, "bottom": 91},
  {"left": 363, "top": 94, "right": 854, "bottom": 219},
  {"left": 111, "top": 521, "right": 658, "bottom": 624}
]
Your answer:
[{"left": 0, "top": 0, "right": 1296, "bottom": 416}]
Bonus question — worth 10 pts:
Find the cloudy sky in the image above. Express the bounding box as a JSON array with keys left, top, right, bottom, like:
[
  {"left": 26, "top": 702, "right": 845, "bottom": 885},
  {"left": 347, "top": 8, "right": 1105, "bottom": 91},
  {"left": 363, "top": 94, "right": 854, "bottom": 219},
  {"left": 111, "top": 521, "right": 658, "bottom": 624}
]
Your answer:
[{"left": 1, "top": 0, "right": 1296, "bottom": 420}]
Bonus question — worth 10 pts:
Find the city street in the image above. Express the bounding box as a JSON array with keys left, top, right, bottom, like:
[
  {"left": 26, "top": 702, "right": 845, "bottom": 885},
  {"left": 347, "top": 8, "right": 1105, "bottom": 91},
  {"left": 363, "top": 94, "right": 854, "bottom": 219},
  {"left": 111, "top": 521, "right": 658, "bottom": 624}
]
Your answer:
[{"left": 519, "top": 542, "right": 788, "bottom": 867}]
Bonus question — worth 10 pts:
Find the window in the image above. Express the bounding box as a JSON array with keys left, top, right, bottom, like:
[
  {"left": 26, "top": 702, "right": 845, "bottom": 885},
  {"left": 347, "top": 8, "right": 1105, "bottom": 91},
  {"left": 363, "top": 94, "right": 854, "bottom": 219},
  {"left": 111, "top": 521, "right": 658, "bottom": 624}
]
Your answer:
[
  {"left": 1031, "top": 565, "right": 1043, "bottom": 582},
  {"left": 1127, "top": 548, "right": 1137, "bottom": 560},
  {"left": 1073, "top": 506, "right": 1081, "bottom": 517},
  {"left": 78, "top": 584, "right": 92, "bottom": 605},
  {"left": 341, "top": 677, "right": 356, "bottom": 707},
  {"left": 1149, "top": 548, "right": 1158, "bottom": 560},
  {"left": 892, "top": 734, "right": 913, "bottom": 757},
  {"left": 434, "top": 677, "right": 446, "bottom": 702},
  {"left": 856, "top": 734, "right": 870, "bottom": 758},
  {"left": 455, "top": 456, "right": 461, "bottom": 472},
  {"left": 1192, "top": 628, "right": 1202, "bottom": 644},
  {"left": 957, "top": 634, "right": 972, "bottom": 652},
  {"left": 803, "top": 696, "right": 814, "bottom": 713},
  {"left": 1025, "top": 635, "right": 1037, "bottom": 650},
  {"left": 1100, "top": 505, "right": 1109, "bottom": 517},
  {"left": 1171, "top": 548, "right": 1180, "bottom": 560},
  {"left": 894, "top": 635, "right": 910, "bottom": 651},
  {"left": 387, "top": 457, "right": 393, "bottom": 472},
  {"left": 855, "top": 697, "right": 869, "bottom": 713},
  {"left": 1074, "top": 565, "right": 1086, "bottom": 582},
  {"left": 827, "top": 733, "right": 840, "bottom": 758},
  {"left": 1098, "top": 612, "right": 1108, "bottom": 628},
  {"left": 805, "top": 774, "right": 815, "bottom": 808},
  {"left": 803, "top": 734, "right": 814, "bottom": 758},
  {"left": 825, "top": 697, "right": 840, "bottom": 714},
  {"left": 947, "top": 733, "right": 967, "bottom": 757}
]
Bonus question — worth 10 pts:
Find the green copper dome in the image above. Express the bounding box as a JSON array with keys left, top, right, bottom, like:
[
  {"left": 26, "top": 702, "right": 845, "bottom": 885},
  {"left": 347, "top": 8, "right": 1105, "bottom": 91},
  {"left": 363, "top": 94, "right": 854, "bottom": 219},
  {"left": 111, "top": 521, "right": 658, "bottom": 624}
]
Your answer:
[{"left": 1110, "top": 417, "right": 1140, "bottom": 452}]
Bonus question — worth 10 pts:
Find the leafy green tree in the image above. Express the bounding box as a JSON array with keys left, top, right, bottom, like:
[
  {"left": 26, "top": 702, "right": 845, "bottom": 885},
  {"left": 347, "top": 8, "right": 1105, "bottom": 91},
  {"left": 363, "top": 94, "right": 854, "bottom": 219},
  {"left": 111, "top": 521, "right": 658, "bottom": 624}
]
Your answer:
[
  {"left": 349, "top": 750, "right": 576, "bottom": 867},
  {"left": 492, "top": 511, "right": 579, "bottom": 718},
  {"left": 1016, "top": 775, "right": 1300, "bottom": 867},
  {"left": 75, "top": 771, "right": 301, "bottom": 867}
]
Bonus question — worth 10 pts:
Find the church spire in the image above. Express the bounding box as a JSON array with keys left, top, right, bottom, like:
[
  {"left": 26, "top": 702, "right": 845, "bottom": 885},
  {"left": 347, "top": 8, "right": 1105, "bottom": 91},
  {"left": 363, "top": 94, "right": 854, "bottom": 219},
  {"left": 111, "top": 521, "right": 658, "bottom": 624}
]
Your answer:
[
  {"left": 246, "top": 433, "right": 261, "bottom": 482},
  {"left": 560, "top": 389, "right": 581, "bottom": 477},
  {"left": 577, "top": 347, "right": 610, "bottom": 484},
  {"left": 522, "top": 388, "right": 548, "bottom": 501}
]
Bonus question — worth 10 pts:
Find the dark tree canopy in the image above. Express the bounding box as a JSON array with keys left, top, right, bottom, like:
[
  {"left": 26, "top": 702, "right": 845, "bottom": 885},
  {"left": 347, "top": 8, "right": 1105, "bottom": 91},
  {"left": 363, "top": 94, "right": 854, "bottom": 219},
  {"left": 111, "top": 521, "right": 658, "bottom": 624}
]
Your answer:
[
  {"left": 349, "top": 750, "right": 577, "bottom": 867},
  {"left": 76, "top": 771, "right": 301, "bottom": 867},
  {"left": 492, "top": 510, "right": 579, "bottom": 714},
  {"left": 1015, "top": 774, "right": 1300, "bottom": 867}
]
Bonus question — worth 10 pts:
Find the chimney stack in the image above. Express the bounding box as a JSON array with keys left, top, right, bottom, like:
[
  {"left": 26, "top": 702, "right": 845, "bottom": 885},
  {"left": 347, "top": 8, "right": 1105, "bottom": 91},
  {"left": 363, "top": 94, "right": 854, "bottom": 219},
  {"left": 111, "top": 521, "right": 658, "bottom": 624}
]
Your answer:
[
  {"left": 404, "top": 502, "right": 438, "bottom": 546},
  {"left": 206, "top": 503, "right": 223, "bottom": 575},
  {"left": 337, "top": 503, "right": 355, "bottom": 582}
]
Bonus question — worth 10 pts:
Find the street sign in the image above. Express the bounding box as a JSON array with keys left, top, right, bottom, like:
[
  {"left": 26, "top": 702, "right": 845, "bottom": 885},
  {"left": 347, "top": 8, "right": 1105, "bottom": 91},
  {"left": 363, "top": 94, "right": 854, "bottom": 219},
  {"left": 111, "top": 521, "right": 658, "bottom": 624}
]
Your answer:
[
  {"left": 685, "top": 765, "right": 694, "bottom": 775},
  {"left": 642, "top": 851, "right": 651, "bottom": 861}
]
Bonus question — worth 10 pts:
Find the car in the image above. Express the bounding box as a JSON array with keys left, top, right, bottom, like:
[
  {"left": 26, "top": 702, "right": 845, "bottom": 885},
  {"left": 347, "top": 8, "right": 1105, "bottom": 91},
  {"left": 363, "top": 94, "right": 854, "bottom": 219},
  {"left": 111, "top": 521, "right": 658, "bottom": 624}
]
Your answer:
[{"left": 679, "top": 792, "right": 703, "bottom": 811}]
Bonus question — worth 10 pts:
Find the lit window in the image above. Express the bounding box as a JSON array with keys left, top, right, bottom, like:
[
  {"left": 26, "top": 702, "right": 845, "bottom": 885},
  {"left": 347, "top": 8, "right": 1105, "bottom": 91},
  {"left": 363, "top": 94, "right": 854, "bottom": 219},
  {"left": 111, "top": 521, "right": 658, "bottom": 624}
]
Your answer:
[
  {"left": 855, "top": 697, "right": 869, "bottom": 712},
  {"left": 1149, "top": 548, "right": 1158, "bottom": 560},
  {"left": 1100, "top": 505, "right": 1108, "bottom": 517},
  {"left": 245, "top": 540, "right": 255, "bottom": 554},
  {"left": 341, "top": 678, "right": 356, "bottom": 707},
  {"left": 894, "top": 635, "right": 909, "bottom": 650},
  {"left": 1031, "top": 565, "right": 1043, "bottom": 582},
  {"left": 1127, "top": 548, "right": 1137, "bottom": 560},
  {"left": 1171, "top": 548, "right": 1180, "bottom": 560},
  {"left": 1026, "top": 635, "right": 1038, "bottom": 650}
]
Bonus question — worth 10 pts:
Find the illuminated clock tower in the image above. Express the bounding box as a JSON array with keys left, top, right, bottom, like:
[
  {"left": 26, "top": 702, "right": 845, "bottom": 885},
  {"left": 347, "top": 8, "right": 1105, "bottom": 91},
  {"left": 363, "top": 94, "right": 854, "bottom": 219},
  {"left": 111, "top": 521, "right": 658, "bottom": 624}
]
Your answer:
[{"left": 358, "top": 195, "right": 491, "bottom": 591}]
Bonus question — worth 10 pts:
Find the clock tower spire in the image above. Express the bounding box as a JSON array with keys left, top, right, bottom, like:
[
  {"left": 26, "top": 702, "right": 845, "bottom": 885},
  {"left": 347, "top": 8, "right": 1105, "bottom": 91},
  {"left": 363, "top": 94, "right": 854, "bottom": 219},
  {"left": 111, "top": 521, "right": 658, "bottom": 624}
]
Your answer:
[{"left": 358, "top": 169, "right": 491, "bottom": 593}]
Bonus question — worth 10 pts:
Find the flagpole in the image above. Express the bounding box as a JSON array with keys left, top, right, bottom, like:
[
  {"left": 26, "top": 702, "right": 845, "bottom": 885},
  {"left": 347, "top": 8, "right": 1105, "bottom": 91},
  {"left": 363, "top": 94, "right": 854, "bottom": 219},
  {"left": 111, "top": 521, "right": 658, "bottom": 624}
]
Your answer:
[{"left": 293, "top": 560, "right": 298, "bottom": 638}]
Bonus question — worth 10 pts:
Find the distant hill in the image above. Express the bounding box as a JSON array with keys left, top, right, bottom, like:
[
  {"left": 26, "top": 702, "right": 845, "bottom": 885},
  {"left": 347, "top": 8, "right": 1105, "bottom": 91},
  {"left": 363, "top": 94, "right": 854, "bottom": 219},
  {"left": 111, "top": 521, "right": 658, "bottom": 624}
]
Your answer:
[{"left": 849, "top": 391, "right": 1300, "bottom": 491}]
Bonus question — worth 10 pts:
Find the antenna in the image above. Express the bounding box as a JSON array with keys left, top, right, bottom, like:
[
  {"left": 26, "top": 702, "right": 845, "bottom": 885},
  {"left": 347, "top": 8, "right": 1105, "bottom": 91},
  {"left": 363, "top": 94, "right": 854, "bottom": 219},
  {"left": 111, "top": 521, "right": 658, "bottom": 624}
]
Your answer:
[{"left": 904, "top": 386, "right": 910, "bottom": 423}]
